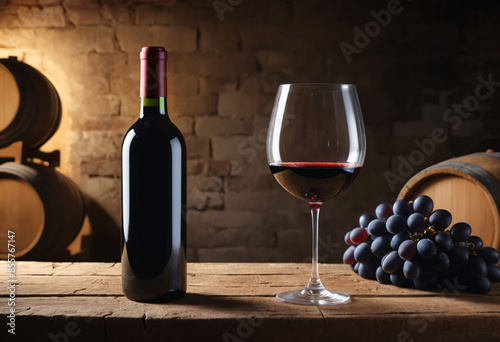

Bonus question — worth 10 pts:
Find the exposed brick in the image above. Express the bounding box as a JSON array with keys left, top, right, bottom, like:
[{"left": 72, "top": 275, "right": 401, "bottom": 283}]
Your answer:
[
  {"left": 218, "top": 92, "right": 272, "bottom": 117},
  {"left": 450, "top": 120, "right": 484, "bottom": 137},
  {"left": 167, "top": 73, "right": 199, "bottom": 95},
  {"left": 70, "top": 131, "right": 122, "bottom": 159},
  {"left": 188, "top": 175, "right": 224, "bottom": 194},
  {"left": 169, "top": 93, "right": 218, "bottom": 117},
  {"left": 87, "top": 52, "right": 129, "bottom": 78},
  {"left": 17, "top": 4, "right": 65, "bottom": 28},
  {"left": 189, "top": 210, "right": 265, "bottom": 229},
  {"left": 200, "top": 27, "right": 240, "bottom": 52},
  {"left": 393, "top": 120, "right": 448, "bottom": 138},
  {"left": 195, "top": 116, "right": 253, "bottom": 138},
  {"left": 199, "top": 76, "right": 234, "bottom": 93},
  {"left": 0, "top": 0, "right": 497, "bottom": 264},
  {"left": 35, "top": 27, "right": 114, "bottom": 53},
  {"left": 79, "top": 176, "right": 121, "bottom": 225},
  {"left": 116, "top": 25, "right": 197, "bottom": 53},
  {"left": 211, "top": 136, "right": 248, "bottom": 161},
  {"left": 196, "top": 247, "right": 250, "bottom": 262},
  {"left": 135, "top": 4, "right": 174, "bottom": 25},
  {"left": 187, "top": 159, "right": 205, "bottom": 175},
  {"left": 172, "top": 116, "right": 194, "bottom": 136},
  {"left": 101, "top": 1, "right": 131, "bottom": 25},
  {"left": 81, "top": 157, "right": 120, "bottom": 176},
  {"left": 68, "top": 93, "right": 120, "bottom": 117},
  {"left": 186, "top": 136, "right": 210, "bottom": 158},
  {"left": 0, "top": 29, "right": 36, "bottom": 48},
  {"left": 66, "top": 4, "right": 102, "bottom": 25},
  {"left": 168, "top": 51, "right": 259, "bottom": 78}
]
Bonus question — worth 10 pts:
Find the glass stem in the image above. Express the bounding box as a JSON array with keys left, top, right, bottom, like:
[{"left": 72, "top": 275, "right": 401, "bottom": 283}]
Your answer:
[{"left": 305, "top": 203, "right": 325, "bottom": 293}]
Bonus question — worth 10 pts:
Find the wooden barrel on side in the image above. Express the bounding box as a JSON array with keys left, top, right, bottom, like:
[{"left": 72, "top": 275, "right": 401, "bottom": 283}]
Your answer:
[
  {"left": 0, "top": 162, "right": 84, "bottom": 260},
  {"left": 0, "top": 56, "right": 61, "bottom": 149},
  {"left": 398, "top": 152, "right": 500, "bottom": 250}
]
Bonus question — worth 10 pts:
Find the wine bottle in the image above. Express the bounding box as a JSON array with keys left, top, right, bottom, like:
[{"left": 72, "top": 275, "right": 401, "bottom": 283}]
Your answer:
[{"left": 121, "top": 46, "right": 187, "bottom": 302}]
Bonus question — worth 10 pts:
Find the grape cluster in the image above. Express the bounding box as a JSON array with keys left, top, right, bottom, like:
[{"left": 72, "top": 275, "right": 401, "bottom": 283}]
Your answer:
[{"left": 343, "top": 195, "right": 500, "bottom": 294}]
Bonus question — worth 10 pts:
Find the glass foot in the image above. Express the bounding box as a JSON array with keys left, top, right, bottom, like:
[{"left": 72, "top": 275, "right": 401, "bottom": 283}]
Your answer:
[{"left": 276, "top": 288, "right": 350, "bottom": 306}]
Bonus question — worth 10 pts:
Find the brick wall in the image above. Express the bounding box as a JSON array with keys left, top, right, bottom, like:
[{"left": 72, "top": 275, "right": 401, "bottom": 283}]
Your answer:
[{"left": 0, "top": 0, "right": 499, "bottom": 262}]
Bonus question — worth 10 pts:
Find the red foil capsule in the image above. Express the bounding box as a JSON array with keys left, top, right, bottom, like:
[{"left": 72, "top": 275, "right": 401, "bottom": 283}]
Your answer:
[{"left": 140, "top": 46, "right": 168, "bottom": 98}]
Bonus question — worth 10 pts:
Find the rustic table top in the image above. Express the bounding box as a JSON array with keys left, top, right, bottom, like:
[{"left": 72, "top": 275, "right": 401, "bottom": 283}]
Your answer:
[{"left": 0, "top": 261, "right": 499, "bottom": 342}]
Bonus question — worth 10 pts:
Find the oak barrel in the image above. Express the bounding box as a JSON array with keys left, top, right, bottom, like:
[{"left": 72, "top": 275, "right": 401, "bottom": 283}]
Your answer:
[
  {"left": 0, "top": 56, "right": 61, "bottom": 149},
  {"left": 0, "top": 162, "right": 84, "bottom": 259},
  {"left": 398, "top": 152, "right": 500, "bottom": 249}
]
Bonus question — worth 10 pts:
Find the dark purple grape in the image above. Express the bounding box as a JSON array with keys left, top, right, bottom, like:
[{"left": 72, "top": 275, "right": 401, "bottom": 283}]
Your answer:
[
  {"left": 419, "top": 258, "right": 435, "bottom": 276},
  {"left": 375, "top": 203, "right": 393, "bottom": 220},
  {"left": 358, "top": 262, "right": 377, "bottom": 279},
  {"left": 450, "top": 222, "right": 472, "bottom": 242},
  {"left": 381, "top": 252, "right": 389, "bottom": 266},
  {"left": 367, "top": 219, "right": 388, "bottom": 237},
  {"left": 353, "top": 262, "right": 360, "bottom": 273},
  {"left": 472, "top": 276, "right": 491, "bottom": 294},
  {"left": 386, "top": 215, "right": 407, "bottom": 234},
  {"left": 408, "top": 200, "right": 414, "bottom": 212},
  {"left": 448, "top": 245, "right": 469, "bottom": 264},
  {"left": 429, "top": 209, "right": 452, "bottom": 231},
  {"left": 398, "top": 240, "right": 417, "bottom": 261},
  {"left": 359, "top": 213, "right": 376, "bottom": 228},
  {"left": 376, "top": 266, "right": 391, "bottom": 284},
  {"left": 434, "top": 232, "right": 453, "bottom": 252},
  {"left": 466, "top": 236, "right": 483, "bottom": 251},
  {"left": 371, "top": 236, "right": 391, "bottom": 258},
  {"left": 350, "top": 227, "right": 368, "bottom": 245},
  {"left": 407, "top": 213, "right": 426, "bottom": 233},
  {"left": 391, "top": 269, "right": 412, "bottom": 287},
  {"left": 414, "top": 274, "right": 438, "bottom": 290},
  {"left": 344, "top": 230, "right": 353, "bottom": 246},
  {"left": 354, "top": 242, "right": 373, "bottom": 263},
  {"left": 487, "top": 264, "right": 500, "bottom": 282},
  {"left": 432, "top": 252, "right": 450, "bottom": 272},
  {"left": 478, "top": 247, "right": 500, "bottom": 264},
  {"left": 403, "top": 260, "right": 421, "bottom": 280},
  {"left": 391, "top": 230, "right": 410, "bottom": 250},
  {"left": 417, "top": 238, "right": 437, "bottom": 260},
  {"left": 343, "top": 245, "right": 356, "bottom": 264},
  {"left": 382, "top": 251, "right": 404, "bottom": 274},
  {"left": 439, "top": 272, "right": 468, "bottom": 292},
  {"left": 393, "top": 199, "right": 412, "bottom": 219},
  {"left": 413, "top": 195, "right": 434, "bottom": 217},
  {"left": 467, "top": 257, "right": 487, "bottom": 278}
]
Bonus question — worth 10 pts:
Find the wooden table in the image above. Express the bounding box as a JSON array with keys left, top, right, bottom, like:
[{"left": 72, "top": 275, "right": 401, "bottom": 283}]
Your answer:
[{"left": 1, "top": 262, "right": 499, "bottom": 342}]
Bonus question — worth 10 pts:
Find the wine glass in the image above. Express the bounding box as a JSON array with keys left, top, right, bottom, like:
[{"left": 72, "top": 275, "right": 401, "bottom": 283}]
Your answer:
[{"left": 266, "top": 83, "right": 366, "bottom": 306}]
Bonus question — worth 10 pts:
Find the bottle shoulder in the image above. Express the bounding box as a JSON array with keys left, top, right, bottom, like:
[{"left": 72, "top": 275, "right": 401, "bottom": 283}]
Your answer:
[{"left": 125, "top": 116, "right": 185, "bottom": 143}]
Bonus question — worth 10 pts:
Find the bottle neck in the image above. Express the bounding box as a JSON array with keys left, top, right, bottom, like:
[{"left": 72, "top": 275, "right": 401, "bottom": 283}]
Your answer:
[{"left": 140, "top": 97, "right": 167, "bottom": 118}]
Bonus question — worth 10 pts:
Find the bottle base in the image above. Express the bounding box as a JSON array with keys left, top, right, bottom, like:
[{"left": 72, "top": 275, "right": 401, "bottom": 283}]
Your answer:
[{"left": 124, "top": 289, "right": 186, "bottom": 303}]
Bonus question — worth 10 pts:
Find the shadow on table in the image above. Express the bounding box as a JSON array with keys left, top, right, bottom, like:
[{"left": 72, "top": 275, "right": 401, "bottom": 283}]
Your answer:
[{"left": 164, "top": 293, "right": 270, "bottom": 311}]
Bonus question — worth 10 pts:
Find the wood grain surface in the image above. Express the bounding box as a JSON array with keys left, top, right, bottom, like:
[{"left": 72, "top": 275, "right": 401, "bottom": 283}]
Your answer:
[{"left": 0, "top": 262, "right": 499, "bottom": 342}]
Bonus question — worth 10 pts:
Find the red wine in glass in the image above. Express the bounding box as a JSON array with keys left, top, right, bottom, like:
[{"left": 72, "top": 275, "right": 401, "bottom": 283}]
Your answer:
[
  {"left": 266, "top": 83, "right": 366, "bottom": 306},
  {"left": 270, "top": 162, "right": 362, "bottom": 203}
]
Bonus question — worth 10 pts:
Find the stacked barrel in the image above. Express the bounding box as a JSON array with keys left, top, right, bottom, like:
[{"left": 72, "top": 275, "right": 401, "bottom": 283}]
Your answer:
[{"left": 0, "top": 57, "right": 84, "bottom": 260}]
